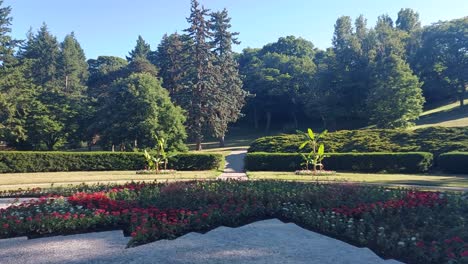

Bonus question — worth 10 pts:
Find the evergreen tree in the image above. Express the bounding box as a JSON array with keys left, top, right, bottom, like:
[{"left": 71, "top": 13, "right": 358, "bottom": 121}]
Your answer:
[
  {"left": 183, "top": 0, "right": 216, "bottom": 150},
  {"left": 0, "top": 0, "right": 19, "bottom": 66},
  {"left": 0, "top": 62, "right": 37, "bottom": 146},
  {"left": 58, "top": 32, "right": 88, "bottom": 96},
  {"left": 127, "top": 35, "right": 151, "bottom": 62},
  {"left": 154, "top": 33, "right": 189, "bottom": 101},
  {"left": 209, "top": 9, "right": 247, "bottom": 146},
  {"left": 19, "top": 23, "right": 60, "bottom": 86}
]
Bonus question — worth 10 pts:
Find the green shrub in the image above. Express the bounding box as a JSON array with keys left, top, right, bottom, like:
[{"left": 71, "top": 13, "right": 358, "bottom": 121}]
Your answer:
[
  {"left": 248, "top": 127, "right": 468, "bottom": 156},
  {"left": 438, "top": 152, "right": 468, "bottom": 174},
  {"left": 0, "top": 152, "right": 222, "bottom": 173},
  {"left": 245, "top": 152, "right": 433, "bottom": 173}
]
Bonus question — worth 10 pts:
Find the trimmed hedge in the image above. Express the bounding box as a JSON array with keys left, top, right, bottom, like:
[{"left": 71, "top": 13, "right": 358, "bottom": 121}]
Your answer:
[
  {"left": 0, "top": 152, "right": 222, "bottom": 173},
  {"left": 248, "top": 127, "right": 468, "bottom": 156},
  {"left": 245, "top": 152, "right": 434, "bottom": 173},
  {"left": 438, "top": 152, "right": 468, "bottom": 174}
]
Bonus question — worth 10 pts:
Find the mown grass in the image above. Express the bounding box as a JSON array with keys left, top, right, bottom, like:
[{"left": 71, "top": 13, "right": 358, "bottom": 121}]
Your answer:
[
  {"left": 247, "top": 171, "right": 468, "bottom": 188},
  {"left": 0, "top": 170, "right": 218, "bottom": 191}
]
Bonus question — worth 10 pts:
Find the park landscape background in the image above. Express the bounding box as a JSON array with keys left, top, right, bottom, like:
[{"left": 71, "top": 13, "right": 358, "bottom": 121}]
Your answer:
[{"left": 0, "top": 0, "right": 468, "bottom": 263}]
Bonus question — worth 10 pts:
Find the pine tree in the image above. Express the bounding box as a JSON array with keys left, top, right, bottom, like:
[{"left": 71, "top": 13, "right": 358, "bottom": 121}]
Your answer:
[
  {"left": 154, "top": 33, "right": 189, "bottom": 101},
  {"left": 0, "top": 0, "right": 19, "bottom": 66},
  {"left": 127, "top": 35, "right": 151, "bottom": 62},
  {"left": 209, "top": 9, "right": 247, "bottom": 147},
  {"left": 183, "top": 0, "right": 216, "bottom": 150},
  {"left": 19, "top": 23, "right": 60, "bottom": 86},
  {"left": 58, "top": 32, "right": 88, "bottom": 96}
]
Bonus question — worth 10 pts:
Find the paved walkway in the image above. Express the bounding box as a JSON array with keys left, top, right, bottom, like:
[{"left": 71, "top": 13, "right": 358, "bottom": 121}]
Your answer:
[
  {"left": 217, "top": 149, "right": 248, "bottom": 181},
  {"left": 0, "top": 219, "right": 401, "bottom": 264}
]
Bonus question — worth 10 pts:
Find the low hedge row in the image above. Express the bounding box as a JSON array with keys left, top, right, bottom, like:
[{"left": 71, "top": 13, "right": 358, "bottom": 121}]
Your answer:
[
  {"left": 245, "top": 152, "right": 434, "bottom": 173},
  {"left": 248, "top": 127, "right": 468, "bottom": 156},
  {"left": 0, "top": 152, "right": 222, "bottom": 173},
  {"left": 438, "top": 152, "right": 468, "bottom": 174}
]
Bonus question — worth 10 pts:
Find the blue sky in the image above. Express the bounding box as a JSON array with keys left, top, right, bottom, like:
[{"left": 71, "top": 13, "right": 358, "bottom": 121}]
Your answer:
[{"left": 4, "top": 0, "right": 467, "bottom": 59}]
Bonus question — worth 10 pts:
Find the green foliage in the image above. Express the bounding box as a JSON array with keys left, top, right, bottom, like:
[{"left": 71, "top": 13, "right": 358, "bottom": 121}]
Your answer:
[
  {"left": 245, "top": 152, "right": 433, "bottom": 173},
  {"left": 238, "top": 36, "right": 316, "bottom": 131},
  {"left": 415, "top": 17, "right": 468, "bottom": 105},
  {"left": 96, "top": 73, "right": 187, "bottom": 152},
  {"left": 208, "top": 9, "right": 247, "bottom": 145},
  {"left": 298, "top": 128, "right": 328, "bottom": 170},
  {"left": 127, "top": 35, "right": 151, "bottom": 62},
  {"left": 249, "top": 127, "right": 468, "bottom": 156},
  {"left": 367, "top": 54, "right": 424, "bottom": 128},
  {"left": 169, "top": 153, "right": 222, "bottom": 171},
  {"left": 0, "top": 151, "right": 222, "bottom": 173},
  {"left": 438, "top": 152, "right": 468, "bottom": 174}
]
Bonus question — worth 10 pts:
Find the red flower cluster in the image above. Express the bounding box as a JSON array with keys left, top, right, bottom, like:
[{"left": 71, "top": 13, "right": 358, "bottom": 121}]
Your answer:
[
  {"left": 68, "top": 192, "right": 136, "bottom": 211},
  {"left": 331, "top": 191, "right": 446, "bottom": 217}
]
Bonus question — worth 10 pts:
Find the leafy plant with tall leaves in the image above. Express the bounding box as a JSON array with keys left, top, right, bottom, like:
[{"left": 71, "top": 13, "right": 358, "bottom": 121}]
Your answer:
[{"left": 298, "top": 128, "right": 328, "bottom": 171}]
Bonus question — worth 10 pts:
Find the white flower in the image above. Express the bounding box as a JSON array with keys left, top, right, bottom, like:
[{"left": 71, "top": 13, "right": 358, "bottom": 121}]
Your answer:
[
  {"left": 397, "top": 241, "right": 405, "bottom": 246},
  {"left": 411, "top": 237, "right": 416, "bottom": 241}
]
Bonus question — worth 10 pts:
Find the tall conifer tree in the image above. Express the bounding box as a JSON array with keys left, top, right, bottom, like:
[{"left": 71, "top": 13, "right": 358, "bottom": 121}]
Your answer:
[{"left": 209, "top": 9, "right": 247, "bottom": 147}]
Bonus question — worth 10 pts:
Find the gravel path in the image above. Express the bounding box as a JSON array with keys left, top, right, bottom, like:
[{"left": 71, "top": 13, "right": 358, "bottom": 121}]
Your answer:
[
  {"left": 0, "top": 219, "right": 402, "bottom": 264},
  {"left": 217, "top": 149, "right": 248, "bottom": 181}
]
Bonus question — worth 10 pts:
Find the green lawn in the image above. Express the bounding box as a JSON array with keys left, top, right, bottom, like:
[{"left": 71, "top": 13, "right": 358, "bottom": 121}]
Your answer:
[
  {"left": 247, "top": 171, "right": 468, "bottom": 188},
  {"left": 0, "top": 170, "right": 218, "bottom": 191},
  {"left": 414, "top": 100, "right": 468, "bottom": 128}
]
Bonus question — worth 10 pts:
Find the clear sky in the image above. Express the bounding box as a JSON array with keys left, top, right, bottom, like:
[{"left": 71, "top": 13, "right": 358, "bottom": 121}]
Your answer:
[{"left": 4, "top": 0, "right": 467, "bottom": 59}]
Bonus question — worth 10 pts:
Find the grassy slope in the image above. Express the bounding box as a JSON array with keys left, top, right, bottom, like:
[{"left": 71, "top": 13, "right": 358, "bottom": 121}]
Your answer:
[
  {"left": 247, "top": 171, "right": 468, "bottom": 188},
  {"left": 414, "top": 99, "right": 468, "bottom": 128}
]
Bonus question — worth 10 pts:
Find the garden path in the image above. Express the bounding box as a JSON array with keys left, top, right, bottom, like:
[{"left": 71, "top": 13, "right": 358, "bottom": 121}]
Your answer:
[
  {"left": 217, "top": 149, "right": 248, "bottom": 181},
  {"left": 0, "top": 219, "right": 401, "bottom": 264}
]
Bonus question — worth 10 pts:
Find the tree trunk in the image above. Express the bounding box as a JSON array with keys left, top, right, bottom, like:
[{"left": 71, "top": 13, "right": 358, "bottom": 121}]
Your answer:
[
  {"left": 292, "top": 111, "right": 298, "bottom": 129},
  {"left": 320, "top": 113, "right": 327, "bottom": 129},
  {"left": 134, "top": 139, "right": 138, "bottom": 149},
  {"left": 460, "top": 87, "right": 466, "bottom": 107},
  {"left": 265, "top": 111, "right": 272, "bottom": 134},
  {"left": 195, "top": 138, "right": 202, "bottom": 151},
  {"left": 254, "top": 107, "right": 259, "bottom": 129},
  {"left": 219, "top": 136, "right": 225, "bottom": 148},
  {"left": 112, "top": 144, "right": 115, "bottom": 152}
]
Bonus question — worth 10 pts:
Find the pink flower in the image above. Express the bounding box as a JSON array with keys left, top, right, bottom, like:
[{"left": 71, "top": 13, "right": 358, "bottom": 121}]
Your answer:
[
  {"left": 461, "top": 250, "right": 468, "bottom": 257},
  {"left": 2, "top": 223, "right": 9, "bottom": 229}
]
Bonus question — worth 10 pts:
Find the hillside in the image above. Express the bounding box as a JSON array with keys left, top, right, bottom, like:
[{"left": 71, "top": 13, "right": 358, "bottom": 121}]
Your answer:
[{"left": 415, "top": 99, "right": 468, "bottom": 128}]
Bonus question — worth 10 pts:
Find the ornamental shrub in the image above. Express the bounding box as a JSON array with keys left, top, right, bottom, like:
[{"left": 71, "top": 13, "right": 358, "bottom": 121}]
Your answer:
[
  {"left": 248, "top": 127, "right": 468, "bottom": 156},
  {"left": 0, "top": 152, "right": 222, "bottom": 173},
  {"left": 438, "top": 152, "right": 468, "bottom": 174},
  {"left": 245, "top": 152, "right": 433, "bottom": 173}
]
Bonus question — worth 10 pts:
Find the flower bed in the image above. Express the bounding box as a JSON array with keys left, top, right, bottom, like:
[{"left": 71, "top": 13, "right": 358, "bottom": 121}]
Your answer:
[{"left": 1, "top": 181, "right": 467, "bottom": 263}]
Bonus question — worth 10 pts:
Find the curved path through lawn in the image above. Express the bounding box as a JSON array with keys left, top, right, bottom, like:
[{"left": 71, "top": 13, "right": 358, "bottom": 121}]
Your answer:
[
  {"left": 217, "top": 149, "right": 248, "bottom": 181},
  {"left": 0, "top": 219, "right": 401, "bottom": 264}
]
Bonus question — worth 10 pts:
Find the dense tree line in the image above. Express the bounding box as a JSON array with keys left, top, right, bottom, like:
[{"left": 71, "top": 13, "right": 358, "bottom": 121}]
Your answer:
[
  {"left": 0, "top": 0, "right": 466, "bottom": 150},
  {"left": 239, "top": 11, "right": 467, "bottom": 131}
]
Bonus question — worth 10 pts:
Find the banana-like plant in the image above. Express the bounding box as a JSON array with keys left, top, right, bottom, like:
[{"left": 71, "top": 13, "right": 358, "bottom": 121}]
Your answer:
[
  {"left": 298, "top": 128, "right": 328, "bottom": 172},
  {"left": 143, "top": 136, "right": 173, "bottom": 173}
]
